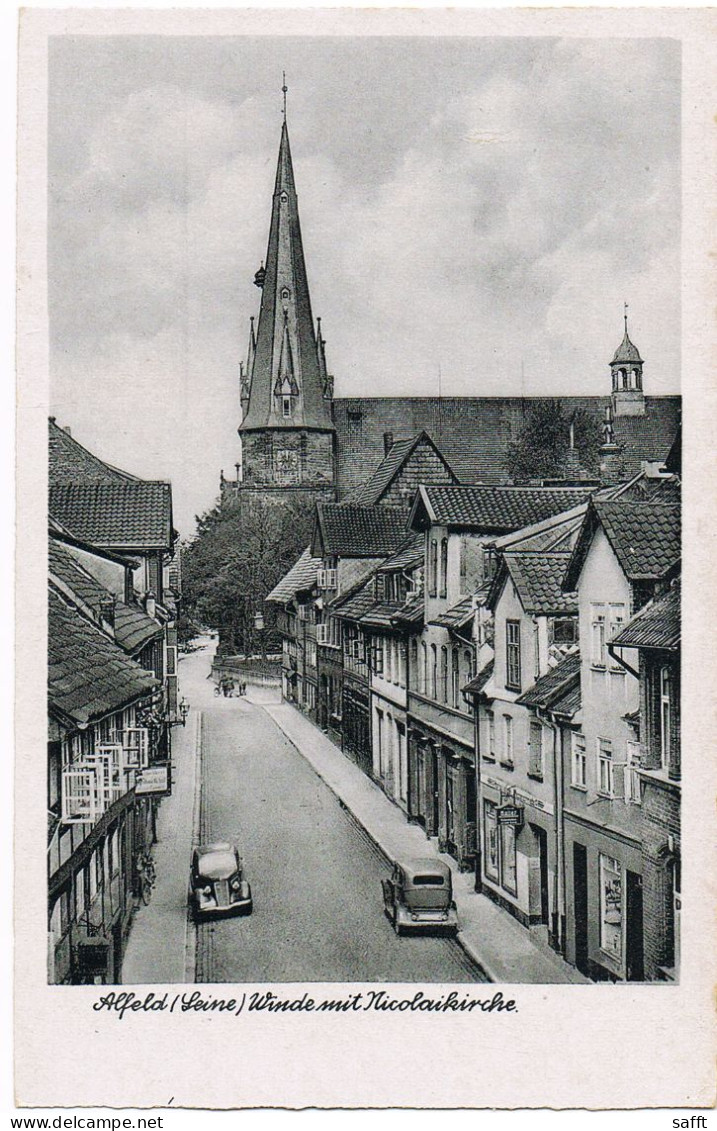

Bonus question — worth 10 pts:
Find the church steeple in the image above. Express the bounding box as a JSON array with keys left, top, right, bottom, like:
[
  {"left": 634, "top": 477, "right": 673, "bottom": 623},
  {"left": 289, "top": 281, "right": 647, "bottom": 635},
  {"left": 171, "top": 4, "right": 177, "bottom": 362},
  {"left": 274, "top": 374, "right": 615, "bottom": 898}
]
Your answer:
[
  {"left": 610, "top": 303, "right": 645, "bottom": 417},
  {"left": 239, "top": 111, "right": 334, "bottom": 435}
]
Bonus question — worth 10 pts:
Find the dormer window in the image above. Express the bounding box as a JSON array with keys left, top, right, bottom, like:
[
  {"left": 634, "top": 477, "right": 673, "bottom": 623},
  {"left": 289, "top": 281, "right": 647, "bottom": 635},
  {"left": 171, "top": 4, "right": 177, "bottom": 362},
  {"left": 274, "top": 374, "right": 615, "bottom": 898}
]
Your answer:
[
  {"left": 282, "top": 396, "right": 292, "bottom": 418},
  {"left": 280, "top": 191, "right": 289, "bottom": 204}
]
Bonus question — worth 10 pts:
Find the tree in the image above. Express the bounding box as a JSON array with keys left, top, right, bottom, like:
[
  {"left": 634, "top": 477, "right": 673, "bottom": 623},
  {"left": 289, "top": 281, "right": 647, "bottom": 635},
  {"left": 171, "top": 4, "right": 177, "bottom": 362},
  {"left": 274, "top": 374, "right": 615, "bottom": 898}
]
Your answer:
[
  {"left": 506, "top": 400, "right": 600, "bottom": 482},
  {"left": 180, "top": 494, "right": 314, "bottom": 655}
]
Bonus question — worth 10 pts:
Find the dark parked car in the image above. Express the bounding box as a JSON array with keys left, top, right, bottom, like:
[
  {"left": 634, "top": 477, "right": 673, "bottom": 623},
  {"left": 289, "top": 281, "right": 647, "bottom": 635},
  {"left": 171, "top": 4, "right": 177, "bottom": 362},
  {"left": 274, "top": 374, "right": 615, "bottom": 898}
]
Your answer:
[
  {"left": 382, "top": 857, "right": 458, "bottom": 936},
  {"left": 190, "top": 842, "right": 252, "bottom": 918}
]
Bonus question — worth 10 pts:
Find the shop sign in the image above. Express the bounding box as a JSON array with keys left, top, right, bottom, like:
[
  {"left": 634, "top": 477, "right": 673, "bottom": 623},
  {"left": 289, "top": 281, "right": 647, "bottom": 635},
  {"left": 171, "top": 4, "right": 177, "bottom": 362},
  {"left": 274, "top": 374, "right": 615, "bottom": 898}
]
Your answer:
[
  {"left": 135, "top": 762, "right": 171, "bottom": 796},
  {"left": 497, "top": 803, "right": 524, "bottom": 828}
]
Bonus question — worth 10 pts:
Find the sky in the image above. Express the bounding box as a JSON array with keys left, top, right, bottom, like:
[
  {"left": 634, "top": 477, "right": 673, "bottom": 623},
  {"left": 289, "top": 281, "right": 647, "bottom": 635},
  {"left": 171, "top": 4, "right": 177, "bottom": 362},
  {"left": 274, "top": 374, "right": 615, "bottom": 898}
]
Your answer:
[{"left": 48, "top": 35, "right": 681, "bottom": 534}]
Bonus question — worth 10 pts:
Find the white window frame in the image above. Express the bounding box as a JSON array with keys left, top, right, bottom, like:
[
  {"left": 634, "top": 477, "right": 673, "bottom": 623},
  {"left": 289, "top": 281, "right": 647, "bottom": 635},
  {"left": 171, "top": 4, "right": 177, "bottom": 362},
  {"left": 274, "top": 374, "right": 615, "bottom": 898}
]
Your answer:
[
  {"left": 61, "top": 766, "right": 101, "bottom": 825},
  {"left": 625, "top": 740, "right": 643, "bottom": 804},
  {"left": 506, "top": 620, "right": 521, "bottom": 689},
  {"left": 590, "top": 603, "right": 607, "bottom": 668},
  {"left": 608, "top": 604, "right": 627, "bottom": 671},
  {"left": 597, "top": 737, "right": 613, "bottom": 796},
  {"left": 571, "top": 733, "right": 587, "bottom": 789}
]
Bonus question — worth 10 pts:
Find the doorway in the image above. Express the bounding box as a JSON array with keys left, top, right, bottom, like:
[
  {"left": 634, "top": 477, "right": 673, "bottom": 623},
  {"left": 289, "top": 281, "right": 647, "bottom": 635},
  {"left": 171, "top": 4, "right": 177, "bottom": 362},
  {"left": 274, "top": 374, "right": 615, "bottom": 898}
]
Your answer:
[
  {"left": 626, "top": 870, "right": 644, "bottom": 981},
  {"left": 573, "top": 843, "right": 589, "bottom": 975}
]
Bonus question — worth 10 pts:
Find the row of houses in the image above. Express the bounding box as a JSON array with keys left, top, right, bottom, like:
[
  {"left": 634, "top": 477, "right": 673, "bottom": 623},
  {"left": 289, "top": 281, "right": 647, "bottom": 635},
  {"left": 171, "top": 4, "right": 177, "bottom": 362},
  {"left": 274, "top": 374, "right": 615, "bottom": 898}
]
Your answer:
[
  {"left": 268, "top": 427, "right": 681, "bottom": 982},
  {"left": 47, "top": 419, "right": 181, "bottom": 984}
]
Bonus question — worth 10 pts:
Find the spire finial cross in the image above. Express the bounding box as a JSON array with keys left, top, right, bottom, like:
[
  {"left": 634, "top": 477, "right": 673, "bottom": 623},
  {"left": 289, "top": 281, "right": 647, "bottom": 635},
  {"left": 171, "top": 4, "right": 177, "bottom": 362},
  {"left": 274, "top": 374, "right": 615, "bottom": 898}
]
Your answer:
[
  {"left": 282, "top": 73, "right": 288, "bottom": 120},
  {"left": 624, "top": 300, "right": 629, "bottom": 334}
]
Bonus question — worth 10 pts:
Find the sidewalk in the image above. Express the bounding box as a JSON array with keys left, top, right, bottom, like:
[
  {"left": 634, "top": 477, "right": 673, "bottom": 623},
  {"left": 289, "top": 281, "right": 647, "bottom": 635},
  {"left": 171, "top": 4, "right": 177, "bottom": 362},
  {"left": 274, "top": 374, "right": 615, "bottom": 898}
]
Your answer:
[
  {"left": 121, "top": 708, "right": 201, "bottom": 984},
  {"left": 264, "top": 700, "right": 588, "bottom": 984}
]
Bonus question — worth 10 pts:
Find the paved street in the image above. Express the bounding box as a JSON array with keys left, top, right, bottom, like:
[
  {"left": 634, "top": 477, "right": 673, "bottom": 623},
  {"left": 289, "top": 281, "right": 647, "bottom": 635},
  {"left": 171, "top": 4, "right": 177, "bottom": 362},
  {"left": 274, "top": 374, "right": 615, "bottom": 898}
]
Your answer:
[{"left": 194, "top": 655, "right": 485, "bottom": 983}]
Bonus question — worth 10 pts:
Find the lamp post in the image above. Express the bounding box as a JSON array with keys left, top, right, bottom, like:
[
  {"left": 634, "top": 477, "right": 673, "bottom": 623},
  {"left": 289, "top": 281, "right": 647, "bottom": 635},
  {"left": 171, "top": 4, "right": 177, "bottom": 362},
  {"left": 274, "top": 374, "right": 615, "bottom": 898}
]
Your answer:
[{"left": 254, "top": 610, "right": 266, "bottom": 663}]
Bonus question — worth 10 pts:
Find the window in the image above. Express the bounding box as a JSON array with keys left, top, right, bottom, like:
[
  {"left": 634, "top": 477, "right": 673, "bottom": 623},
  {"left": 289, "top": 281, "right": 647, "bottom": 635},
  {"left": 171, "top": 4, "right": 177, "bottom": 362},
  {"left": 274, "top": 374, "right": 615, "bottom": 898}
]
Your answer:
[
  {"left": 451, "top": 648, "right": 460, "bottom": 709},
  {"left": 373, "top": 638, "right": 384, "bottom": 676},
  {"left": 626, "top": 740, "right": 642, "bottom": 804},
  {"left": 411, "top": 640, "right": 418, "bottom": 690},
  {"left": 591, "top": 604, "right": 607, "bottom": 668},
  {"left": 282, "top": 396, "right": 292, "bottom": 418},
  {"left": 597, "top": 738, "right": 613, "bottom": 796},
  {"left": 608, "top": 604, "right": 626, "bottom": 670},
  {"left": 528, "top": 721, "right": 543, "bottom": 779},
  {"left": 420, "top": 642, "right": 427, "bottom": 695},
  {"left": 533, "top": 622, "right": 540, "bottom": 679},
  {"left": 502, "top": 715, "right": 514, "bottom": 767},
  {"left": 506, "top": 621, "right": 521, "bottom": 690},
  {"left": 397, "top": 723, "right": 407, "bottom": 802},
  {"left": 439, "top": 539, "right": 448, "bottom": 599},
  {"left": 552, "top": 618, "right": 578, "bottom": 646},
  {"left": 482, "top": 545, "right": 497, "bottom": 583},
  {"left": 500, "top": 824, "right": 517, "bottom": 895},
  {"left": 483, "top": 709, "right": 496, "bottom": 760},
  {"left": 599, "top": 854, "right": 623, "bottom": 959},
  {"left": 440, "top": 646, "right": 448, "bottom": 703},
  {"left": 429, "top": 540, "right": 438, "bottom": 597},
  {"left": 484, "top": 801, "right": 499, "bottom": 881},
  {"left": 571, "top": 733, "right": 587, "bottom": 788},
  {"left": 660, "top": 666, "right": 672, "bottom": 770},
  {"left": 430, "top": 644, "right": 438, "bottom": 700}
]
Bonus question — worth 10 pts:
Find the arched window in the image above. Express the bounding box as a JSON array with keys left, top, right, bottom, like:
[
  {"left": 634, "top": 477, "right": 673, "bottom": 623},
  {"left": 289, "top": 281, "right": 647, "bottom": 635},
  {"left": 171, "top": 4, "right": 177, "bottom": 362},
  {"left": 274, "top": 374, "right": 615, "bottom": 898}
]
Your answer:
[
  {"left": 440, "top": 538, "right": 448, "bottom": 599},
  {"left": 429, "top": 540, "right": 438, "bottom": 597},
  {"left": 411, "top": 639, "right": 418, "bottom": 690},
  {"left": 421, "top": 641, "right": 427, "bottom": 695},
  {"left": 620, "top": 368, "right": 628, "bottom": 389},
  {"left": 440, "top": 646, "right": 448, "bottom": 703},
  {"left": 631, "top": 367, "right": 641, "bottom": 390},
  {"left": 431, "top": 644, "right": 438, "bottom": 700},
  {"left": 452, "top": 647, "right": 460, "bottom": 709},
  {"left": 463, "top": 649, "right": 474, "bottom": 709}
]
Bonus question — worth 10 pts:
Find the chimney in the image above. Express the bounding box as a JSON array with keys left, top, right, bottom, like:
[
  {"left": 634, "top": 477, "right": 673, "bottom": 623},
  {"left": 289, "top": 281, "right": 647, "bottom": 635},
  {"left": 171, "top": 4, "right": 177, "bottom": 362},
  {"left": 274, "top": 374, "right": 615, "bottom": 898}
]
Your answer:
[
  {"left": 99, "top": 595, "right": 116, "bottom": 631},
  {"left": 564, "top": 418, "right": 583, "bottom": 479},
  {"left": 383, "top": 432, "right": 394, "bottom": 456},
  {"left": 145, "top": 590, "right": 156, "bottom": 619}
]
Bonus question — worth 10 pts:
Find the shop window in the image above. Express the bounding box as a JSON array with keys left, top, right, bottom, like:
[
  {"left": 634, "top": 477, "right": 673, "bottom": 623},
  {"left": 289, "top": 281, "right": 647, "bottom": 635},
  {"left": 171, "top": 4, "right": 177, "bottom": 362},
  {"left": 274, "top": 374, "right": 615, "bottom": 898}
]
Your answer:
[
  {"left": 500, "top": 823, "right": 518, "bottom": 895},
  {"left": 484, "top": 801, "right": 499, "bottom": 882},
  {"left": 571, "top": 733, "right": 587, "bottom": 789},
  {"left": 599, "top": 853, "right": 623, "bottom": 960},
  {"left": 506, "top": 621, "right": 521, "bottom": 690}
]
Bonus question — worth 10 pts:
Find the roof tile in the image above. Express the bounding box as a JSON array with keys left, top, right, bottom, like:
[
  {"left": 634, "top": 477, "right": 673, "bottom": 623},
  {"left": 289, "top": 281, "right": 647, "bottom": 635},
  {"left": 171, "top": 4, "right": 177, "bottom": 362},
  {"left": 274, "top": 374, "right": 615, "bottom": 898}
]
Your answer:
[
  {"left": 315, "top": 504, "right": 409, "bottom": 557},
  {"left": 611, "top": 580, "right": 680, "bottom": 651},
  {"left": 49, "top": 483, "right": 174, "bottom": 550}
]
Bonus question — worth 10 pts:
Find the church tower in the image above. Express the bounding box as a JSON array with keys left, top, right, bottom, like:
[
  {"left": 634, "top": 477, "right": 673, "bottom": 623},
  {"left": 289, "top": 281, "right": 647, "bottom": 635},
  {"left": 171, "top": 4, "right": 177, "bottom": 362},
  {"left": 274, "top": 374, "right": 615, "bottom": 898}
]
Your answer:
[
  {"left": 610, "top": 305, "right": 645, "bottom": 417},
  {"left": 238, "top": 88, "right": 336, "bottom": 499}
]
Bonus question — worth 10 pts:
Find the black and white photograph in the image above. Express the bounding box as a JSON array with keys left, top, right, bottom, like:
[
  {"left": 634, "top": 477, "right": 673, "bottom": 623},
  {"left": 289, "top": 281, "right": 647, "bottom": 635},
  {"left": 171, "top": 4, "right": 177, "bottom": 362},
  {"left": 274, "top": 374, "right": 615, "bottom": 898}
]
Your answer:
[{"left": 13, "top": 5, "right": 716, "bottom": 1113}]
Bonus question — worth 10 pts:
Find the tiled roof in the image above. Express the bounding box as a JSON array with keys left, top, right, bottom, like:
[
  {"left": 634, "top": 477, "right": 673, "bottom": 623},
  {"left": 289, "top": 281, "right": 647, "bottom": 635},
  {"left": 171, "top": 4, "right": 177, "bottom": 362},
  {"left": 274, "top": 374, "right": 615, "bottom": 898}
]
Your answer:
[
  {"left": 350, "top": 432, "right": 458, "bottom": 506},
  {"left": 412, "top": 484, "right": 593, "bottom": 533},
  {"left": 611, "top": 581, "right": 680, "bottom": 651},
  {"left": 594, "top": 500, "right": 680, "bottom": 580},
  {"left": 360, "top": 603, "right": 402, "bottom": 629},
  {"left": 48, "top": 539, "right": 108, "bottom": 615},
  {"left": 464, "top": 660, "right": 494, "bottom": 697},
  {"left": 564, "top": 498, "right": 681, "bottom": 589},
  {"left": 331, "top": 583, "right": 378, "bottom": 622},
  {"left": 333, "top": 396, "right": 680, "bottom": 499},
  {"left": 49, "top": 482, "right": 174, "bottom": 550},
  {"left": 48, "top": 589, "right": 160, "bottom": 727},
  {"left": 379, "top": 534, "right": 424, "bottom": 573},
  {"left": 502, "top": 552, "right": 577, "bottom": 616},
  {"left": 549, "top": 680, "right": 582, "bottom": 719},
  {"left": 516, "top": 651, "right": 581, "bottom": 711},
  {"left": 611, "top": 329, "right": 643, "bottom": 365},
  {"left": 431, "top": 595, "right": 475, "bottom": 631},
  {"left": 612, "top": 473, "right": 681, "bottom": 503},
  {"left": 49, "top": 418, "right": 140, "bottom": 486},
  {"left": 266, "top": 547, "right": 320, "bottom": 604},
  {"left": 114, "top": 602, "right": 163, "bottom": 654},
  {"left": 391, "top": 595, "right": 424, "bottom": 630},
  {"left": 314, "top": 504, "right": 408, "bottom": 557}
]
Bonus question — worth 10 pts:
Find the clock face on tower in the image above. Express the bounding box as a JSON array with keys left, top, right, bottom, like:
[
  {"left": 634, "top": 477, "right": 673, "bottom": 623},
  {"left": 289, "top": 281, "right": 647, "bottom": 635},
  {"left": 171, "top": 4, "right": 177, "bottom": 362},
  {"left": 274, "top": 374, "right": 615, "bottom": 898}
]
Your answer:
[{"left": 274, "top": 448, "right": 299, "bottom": 482}]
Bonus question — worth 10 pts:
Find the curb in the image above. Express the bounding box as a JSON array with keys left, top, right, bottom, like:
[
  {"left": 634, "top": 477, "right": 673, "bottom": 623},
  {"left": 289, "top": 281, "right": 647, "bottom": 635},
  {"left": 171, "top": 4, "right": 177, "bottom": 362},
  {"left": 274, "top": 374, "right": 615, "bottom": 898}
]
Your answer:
[
  {"left": 264, "top": 703, "right": 493, "bottom": 982},
  {"left": 183, "top": 710, "right": 202, "bottom": 985}
]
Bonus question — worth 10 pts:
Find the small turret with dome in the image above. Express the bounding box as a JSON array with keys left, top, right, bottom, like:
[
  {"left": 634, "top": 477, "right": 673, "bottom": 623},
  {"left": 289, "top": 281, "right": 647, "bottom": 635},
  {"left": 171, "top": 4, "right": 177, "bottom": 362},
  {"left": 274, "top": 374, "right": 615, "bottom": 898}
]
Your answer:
[{"left": 610, "top": 304, "right": 645, "bottom": 417}]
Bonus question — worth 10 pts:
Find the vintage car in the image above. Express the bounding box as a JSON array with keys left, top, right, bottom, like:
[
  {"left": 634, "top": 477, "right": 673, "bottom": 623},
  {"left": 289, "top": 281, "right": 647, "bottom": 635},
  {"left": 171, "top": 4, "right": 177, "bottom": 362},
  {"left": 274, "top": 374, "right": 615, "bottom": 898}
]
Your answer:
[
  {"left": 382, "top": 857, "right": 458, "bottom": 936},
  {"left": 190, "top": 841, "right": 253, "bottom": 918}
]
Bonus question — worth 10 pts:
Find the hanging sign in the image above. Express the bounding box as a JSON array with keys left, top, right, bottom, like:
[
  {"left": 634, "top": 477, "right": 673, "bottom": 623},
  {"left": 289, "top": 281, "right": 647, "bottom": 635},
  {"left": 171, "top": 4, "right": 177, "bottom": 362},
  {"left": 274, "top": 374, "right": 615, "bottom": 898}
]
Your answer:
[
  {"left": 135, "top": 762, "right": 171, "bottom": 796},
  {"left": 497, "top": 803, "right": 524, "bottom": 828}
]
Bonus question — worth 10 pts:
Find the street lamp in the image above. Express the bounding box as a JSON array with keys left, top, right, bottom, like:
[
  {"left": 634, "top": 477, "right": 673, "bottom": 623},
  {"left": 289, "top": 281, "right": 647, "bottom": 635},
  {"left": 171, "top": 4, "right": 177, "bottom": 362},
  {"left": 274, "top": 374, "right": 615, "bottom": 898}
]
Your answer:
[
  {"left": 179, "top": 697, "right": 190, "bottom": 727},
  {"left": 253, "top": 611, "right": 264, "bottom": 631}
]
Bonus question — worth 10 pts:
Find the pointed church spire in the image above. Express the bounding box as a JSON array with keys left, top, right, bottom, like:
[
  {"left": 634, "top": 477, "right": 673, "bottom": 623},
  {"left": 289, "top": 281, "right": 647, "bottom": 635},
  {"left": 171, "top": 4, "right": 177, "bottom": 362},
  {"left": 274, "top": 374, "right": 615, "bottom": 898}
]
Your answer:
[{"left": 239, "top": 105, "right": 334, "bottom": 435}]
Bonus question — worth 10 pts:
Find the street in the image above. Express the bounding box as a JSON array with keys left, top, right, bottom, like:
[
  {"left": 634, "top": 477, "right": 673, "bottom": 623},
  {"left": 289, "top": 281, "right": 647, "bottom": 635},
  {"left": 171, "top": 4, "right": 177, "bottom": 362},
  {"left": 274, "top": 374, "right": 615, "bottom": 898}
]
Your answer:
[{"left": 186, "top": 647, "right": 485, "bottom": 983}]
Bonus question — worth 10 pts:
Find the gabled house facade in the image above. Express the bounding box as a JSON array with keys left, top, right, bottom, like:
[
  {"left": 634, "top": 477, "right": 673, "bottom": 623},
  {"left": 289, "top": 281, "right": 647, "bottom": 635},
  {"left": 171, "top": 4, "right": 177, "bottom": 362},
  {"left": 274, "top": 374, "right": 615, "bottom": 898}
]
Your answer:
[{"left": 560, "top": 492, "right": 680, "bottom": 981}]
